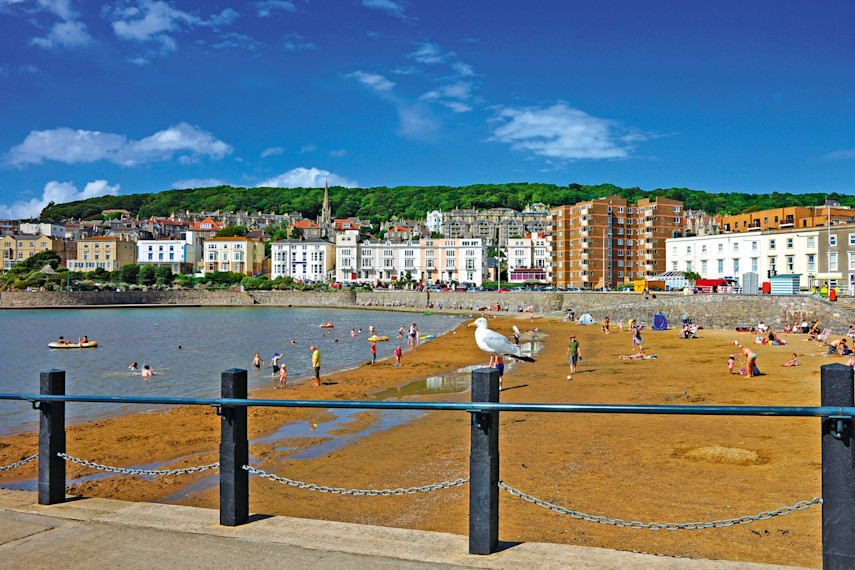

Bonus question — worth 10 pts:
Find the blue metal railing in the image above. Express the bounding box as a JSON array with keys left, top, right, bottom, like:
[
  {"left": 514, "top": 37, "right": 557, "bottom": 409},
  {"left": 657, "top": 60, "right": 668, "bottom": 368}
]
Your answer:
[{"left": 1, "top": 392, "right": 853, "bottom": 417}]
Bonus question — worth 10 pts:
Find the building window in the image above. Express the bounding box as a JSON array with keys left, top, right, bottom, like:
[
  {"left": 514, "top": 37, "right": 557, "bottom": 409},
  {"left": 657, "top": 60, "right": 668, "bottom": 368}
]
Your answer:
[
  {"left": 786, "top": 238, "right": 793, "bottom": 249},
  {"left": 769, "top": 240, "right": 776, "bottom": 250},
  {"left": 701, "top": 244, "right": 707, "bottom": 253},
  {"left": 830, "top": 252, "right": 838, "bottom": 271},
  {"left": 717, "top": 259, "right": 724, "bottom": 273},
  {"left": 751, "top": 258, "right": 758, "bottom": 272},
  {"left": 733, "top": 259, "right": 740, "bottom": 273},
  {"left": 752, "top": 241, "right": 758, "bottom": 251},
  {"left": 701, "top": 260, "right": 707, "bottom": 274},
  {"left": 809, "top": 237, "right": 817, "bottom": 248},
  {"left": 717, "top": 243, "right": 723, "bottom": 252},
  {"left": 831, "top": 235, "right": 838, "bottom": 247},
  {"left": 733, "top": 242, "right": 739, "bottom": 252},
  {"left": 786, "top": 256, "right": 794, "bottom": 272},
  {"left": 808, "top": 255, "right": 815, "bottom": 272}
]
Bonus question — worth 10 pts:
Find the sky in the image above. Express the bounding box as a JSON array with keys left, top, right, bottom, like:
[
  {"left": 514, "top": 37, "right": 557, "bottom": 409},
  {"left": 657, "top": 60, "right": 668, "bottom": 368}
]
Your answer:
[{"left": 1, "top": 0, "right": 854, "bottom": 218}]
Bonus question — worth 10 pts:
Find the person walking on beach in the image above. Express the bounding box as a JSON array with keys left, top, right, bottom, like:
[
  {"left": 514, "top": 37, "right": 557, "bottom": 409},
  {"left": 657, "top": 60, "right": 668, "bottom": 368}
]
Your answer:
[
  {"left": 496, "top": 355, "right": 505, "bottom": 391},
  {"left": 632, "top": 326, "right": 644, "bottom": 350},
  {"left": 602, "top": 317, "right": 610, "bottom": 334},
  {"left": 395, "top": 345, "right": 402, "bottom": 367},
  {"left": 370, "top": 341, "right": 377, "bottom": 365},
  {"left": 310, "top": 345, "right": 321, "bottom": 386},
  {"left": 566, "top": 334, "right": 581, "bottom": 378}
]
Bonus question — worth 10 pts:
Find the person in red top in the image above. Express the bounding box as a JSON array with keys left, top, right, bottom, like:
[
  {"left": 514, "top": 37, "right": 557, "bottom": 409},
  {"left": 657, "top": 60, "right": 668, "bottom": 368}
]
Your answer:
[
  {"left": 370, "top": 341, "right": 377, "bottom": 365},
  {"left": 395, "top": 345, "right": 402, "bottom": 367}
]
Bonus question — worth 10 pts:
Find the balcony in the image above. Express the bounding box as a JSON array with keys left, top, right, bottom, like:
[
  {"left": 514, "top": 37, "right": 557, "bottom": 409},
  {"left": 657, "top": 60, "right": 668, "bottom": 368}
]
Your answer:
[
  {"left": 580, "top": 252, "right": 588, "bottom": 260},
  {"left": 644, "top": 253, "right": 653, "bottom": 261}
]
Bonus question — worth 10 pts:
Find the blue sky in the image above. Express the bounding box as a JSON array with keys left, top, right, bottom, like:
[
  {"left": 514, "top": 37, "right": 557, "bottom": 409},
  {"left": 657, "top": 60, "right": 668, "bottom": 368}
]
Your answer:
[{"left": 1, "top": 0, "right": 854, "bottom": 218}]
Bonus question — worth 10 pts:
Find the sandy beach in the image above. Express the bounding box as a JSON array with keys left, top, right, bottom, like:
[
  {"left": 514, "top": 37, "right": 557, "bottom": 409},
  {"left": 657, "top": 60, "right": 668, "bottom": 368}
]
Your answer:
[{"left": 0, "top": 315, "right": 828, "bottom": 567}]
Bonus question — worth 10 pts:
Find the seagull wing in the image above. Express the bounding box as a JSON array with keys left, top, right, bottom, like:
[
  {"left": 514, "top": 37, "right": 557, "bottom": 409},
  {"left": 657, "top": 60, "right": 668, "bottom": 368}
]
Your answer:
[{"left": 513, "top": 325, "right": 521, "bottom": 336}]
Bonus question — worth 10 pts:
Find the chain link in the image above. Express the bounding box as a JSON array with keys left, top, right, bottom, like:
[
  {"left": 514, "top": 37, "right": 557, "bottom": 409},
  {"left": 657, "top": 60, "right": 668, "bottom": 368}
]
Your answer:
[
  {"left": 498, "top": 482, "right": 821, "bottom": 530},
  {"left": 58, "top": 453, "right": 219, "bottom": 477},
  {"left": 243, "top": 464, "right": 468, "bottom": 496},
  {"left": 0, "top": 455, "right": 37, "bottom": 472}
]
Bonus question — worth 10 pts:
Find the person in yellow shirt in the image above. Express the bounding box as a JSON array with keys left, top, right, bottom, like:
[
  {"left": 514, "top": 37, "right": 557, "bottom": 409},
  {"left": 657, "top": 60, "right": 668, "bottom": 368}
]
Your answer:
[{"left": 310, "top": 345, "right": 321, "bottom": 386}]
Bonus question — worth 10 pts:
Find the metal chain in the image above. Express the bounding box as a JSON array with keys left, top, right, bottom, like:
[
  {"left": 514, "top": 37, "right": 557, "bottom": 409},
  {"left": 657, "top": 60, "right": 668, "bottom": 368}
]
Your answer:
[
  {"left": 0, "top": 455, "right": 37, "bottom": 472},
  {"left": 58, "top": 453, "right": 219, "bottom": 476},
  {"left": 243, "top": 464, "right": 468, "bottom": 496},
  {"left": 498, "top": 482, "right": 822, "bottom": 530}
]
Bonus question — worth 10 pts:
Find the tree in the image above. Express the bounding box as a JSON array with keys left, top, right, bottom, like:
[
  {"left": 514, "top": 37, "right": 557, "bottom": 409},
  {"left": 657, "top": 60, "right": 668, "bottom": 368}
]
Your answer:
[
  {"left": 684, "top": 271, "right": 702, "bottom": 282},
  {"left": 8, "top": 250, "right": 62, "bottom": 274},
  {"left": 138, "top": 264, "right": 157, "bottom": 286},
  {"left": 155, "top": 265, "right": 174, "bottom": 284},
  {"left": 120, "top": 263, "right": 140, "bottom": 284},
  {"left": 215, "top": 225, "right": 247, "bottom": 238}
]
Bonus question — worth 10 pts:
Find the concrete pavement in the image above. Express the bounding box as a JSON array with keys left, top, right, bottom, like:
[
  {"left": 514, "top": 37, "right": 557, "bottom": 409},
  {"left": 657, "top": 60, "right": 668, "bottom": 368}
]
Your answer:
[{"left": 0, "top": 490, "right": 804, "bottom": 569}]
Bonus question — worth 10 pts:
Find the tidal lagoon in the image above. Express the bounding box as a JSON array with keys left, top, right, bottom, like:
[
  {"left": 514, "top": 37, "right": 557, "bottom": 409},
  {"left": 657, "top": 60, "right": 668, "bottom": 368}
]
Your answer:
[{"left": 0, "top": 306, "right": 464, "bottom": 434}]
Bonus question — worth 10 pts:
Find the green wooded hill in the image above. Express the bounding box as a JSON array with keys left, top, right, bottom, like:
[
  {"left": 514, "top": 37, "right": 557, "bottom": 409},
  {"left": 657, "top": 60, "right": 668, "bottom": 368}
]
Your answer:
[{"left": 38, "top": 183, "right": 852, "bottom": 222}]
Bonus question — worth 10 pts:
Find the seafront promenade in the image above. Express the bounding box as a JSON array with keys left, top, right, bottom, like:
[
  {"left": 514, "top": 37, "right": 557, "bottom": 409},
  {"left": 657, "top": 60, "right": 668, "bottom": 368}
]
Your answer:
[{"left": 0, "top": 490, "right": 799, "bottom": 569}]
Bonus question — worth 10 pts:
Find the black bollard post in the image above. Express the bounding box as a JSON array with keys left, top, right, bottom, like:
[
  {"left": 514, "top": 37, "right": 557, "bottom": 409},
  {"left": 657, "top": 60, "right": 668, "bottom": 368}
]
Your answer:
[
  {"left": 821, "top": 363, "right": 855, "bottom": 569},
  {"left": 38, "top": 369, "right": 65, "bottom": 505},
  {"left": 469, "top": 367, "right": 499, "bottom": 555},
  {"left": 220, "top": 368, "right": 248, "bottom": 526}
]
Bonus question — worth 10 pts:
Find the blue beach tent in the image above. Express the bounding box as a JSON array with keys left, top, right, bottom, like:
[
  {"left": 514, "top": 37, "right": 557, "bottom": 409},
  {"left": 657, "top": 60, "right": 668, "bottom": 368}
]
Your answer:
[
  {"left": 653, "top": 313, "right": 668, "bottom": 331},
  {"left": 578, "top": 313, "right": 595, "bottom": 325}
]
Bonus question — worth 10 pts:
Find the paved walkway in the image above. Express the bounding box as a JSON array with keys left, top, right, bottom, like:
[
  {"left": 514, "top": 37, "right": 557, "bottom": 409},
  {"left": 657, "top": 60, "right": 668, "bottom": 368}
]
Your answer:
[{"left": 0, "top": 490, "right": 802, "bottom": 569}]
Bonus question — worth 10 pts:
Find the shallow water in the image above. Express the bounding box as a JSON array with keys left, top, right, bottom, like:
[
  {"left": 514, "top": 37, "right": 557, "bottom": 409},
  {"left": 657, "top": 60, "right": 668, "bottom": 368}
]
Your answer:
[{"left": 0, "top": 306, "right": 464, "bottom": 434}]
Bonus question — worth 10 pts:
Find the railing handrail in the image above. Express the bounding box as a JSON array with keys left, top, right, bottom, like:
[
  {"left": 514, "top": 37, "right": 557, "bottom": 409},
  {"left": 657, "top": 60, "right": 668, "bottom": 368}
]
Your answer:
[{"left": 1, "top": 392, "right": 853, "bottom": 417}]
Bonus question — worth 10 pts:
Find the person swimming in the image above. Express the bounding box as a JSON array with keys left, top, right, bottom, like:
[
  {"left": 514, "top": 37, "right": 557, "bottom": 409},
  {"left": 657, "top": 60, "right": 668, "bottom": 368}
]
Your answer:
[
  {"left": 141, "top": 365, "right": 153, "bottom": 377},
  {"left": 129, "top": 362, "right": 139, "bottom": 372}
]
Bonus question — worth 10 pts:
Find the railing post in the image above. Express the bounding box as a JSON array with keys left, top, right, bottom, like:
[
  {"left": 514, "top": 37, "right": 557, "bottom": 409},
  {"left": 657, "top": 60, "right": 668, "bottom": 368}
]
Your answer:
[
  {"left": 38, "top": 369, "right": 65, "bottom": 505},
  {"left": 220, "top": 368, "right": 248, "bottom": 526},
  {"left": 469, "top": 367, "right": 499, "bottom": 555},
  {"left": 821, "top": 363, "right": 855, "bottom": 569}
]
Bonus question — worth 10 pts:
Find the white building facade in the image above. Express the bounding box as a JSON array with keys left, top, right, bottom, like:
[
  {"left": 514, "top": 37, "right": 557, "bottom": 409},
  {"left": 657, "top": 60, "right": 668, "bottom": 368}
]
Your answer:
[
  {"left": 666, "top": 228, "right": 822, "bottom": 290},
  {"left": 506, "top": 233, "right": 549, "bottom": 284},
  {"left": 270, "top": 239, "right": 334, "bottom": 282},
  {"left": 426, "top": 210, "right": 443, "bottom": 234},
  {"left": 335, "top": 232, "right": 488, "bottom": 286},
  {"left": 19, "top": 221, "right": 66, "bottom": 238},
  {"left": 136, "top": 238, "right": 200, "bottom": 274}
]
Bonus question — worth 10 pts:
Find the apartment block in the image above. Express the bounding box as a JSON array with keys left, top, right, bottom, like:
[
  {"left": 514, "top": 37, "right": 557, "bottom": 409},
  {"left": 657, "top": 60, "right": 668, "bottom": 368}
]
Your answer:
[
  {"left": 0, "top": 234, "right": 75, "bottom": 269},
  {"left": 202, "top": 237, "right": 264, "bottom": 276},
  {"left": 548, "top": 195, "right": 683, "bottom": 289},
  {"left": 67, "top": 236, "right": 136, "bottom": 271},
  {"left": 720, "top": 204, "right": 855, "bottom": 233},
  {"left": 270, "top": 239, "right": 335, "bottom": 282}
]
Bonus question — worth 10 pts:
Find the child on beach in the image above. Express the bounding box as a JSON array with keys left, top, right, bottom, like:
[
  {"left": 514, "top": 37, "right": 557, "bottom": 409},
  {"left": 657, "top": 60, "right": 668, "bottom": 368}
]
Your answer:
[
  {"left": 395, "top": 345, "right": 402, "bottom": 367},
  {"left": 784, "top": 354, "right": 799, "bottom": 367},
  {"left": 250, "top": 352, "right": 264, "bottom": 369},
  {"left": 602, "top": 317, "right": 610, "bottom": 334},
  {"left": 278, "top": 362, "right": 287, "bottom": 388},
  {"left": 370, "top": 341, "right": 377, "bottom": 365},
  {"left": 727, "top": 356, "right": 736, "bottom": 374}
]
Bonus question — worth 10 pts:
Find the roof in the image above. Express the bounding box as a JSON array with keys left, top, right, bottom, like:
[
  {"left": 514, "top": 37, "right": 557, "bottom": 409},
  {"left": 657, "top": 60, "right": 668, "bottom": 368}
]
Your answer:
[
  {"left": 206, "top": 237, "right": 256, "bottom": 242},
  {"left": 292, "top": 220, "right": 320, "bottom": 228},
  {"left": 189, "top": 217, "right": 223, "bottom": 231}
]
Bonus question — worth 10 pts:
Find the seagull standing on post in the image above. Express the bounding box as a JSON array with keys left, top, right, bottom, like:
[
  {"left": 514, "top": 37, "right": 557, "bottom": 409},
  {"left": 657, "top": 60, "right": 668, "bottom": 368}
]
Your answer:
[{"left": 468, "top": 317, "right": 536, "bottom": 367}]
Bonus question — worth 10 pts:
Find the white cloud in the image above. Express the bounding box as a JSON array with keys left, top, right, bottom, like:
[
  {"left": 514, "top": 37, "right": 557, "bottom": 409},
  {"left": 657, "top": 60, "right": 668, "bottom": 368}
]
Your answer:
[
  {"left": 409, "top": 42, "right": 446, "bottom": 64},
  {"left": 300, "top": 144, "right": 316, "bottom": 153},
  {"left": 347, "top": 70, "right": 395, "bottom": 92},
  {"left": 0, "top": 179, "right": 119, "bottom": 219},
  {"left": 329, "top": 149, "right": 347, "bottom": 157},
  {"left": 255, "top": 0, "right": 295, "bottom": 17},
  {"left": 31, "top": 20, "right": 93, "bottom": 48},
  {"left": 421, "top": 81, "right": 473, "bottom": 101},
  {"left": 489, "top": 102, "right": 648, "bottom": 160},
  {"left": 256, "top": 167, "right": 358, "bottom": 188},
  {"left": 282, "top": 33, "right": 316, "bottom": 51},
  {"left": 261, "top": 146, "right": 284, "bottom": 158},
  {"left": 172, "top": 178, "right": 225, "bottom": 189},
  {"left": 19, "top": 64, "right": 40, "bottom": 74},
  {"left": 109, "top": 1, "right": 238, "bottom": 53},
  {"left": 396, "top": 102, "right": 440, "bottom": 141},
  {"left": 361, "top": 0, "right": 405, "bottom": 18},
  {"left": 452, "top": 61, "right": 474, "bottom": 77},
  {"left": 826, "top": 149, "right": 855, "bottom": 160},
  {"left": 37, "top": 0, "right": 75, "bottom": 20},
  {"left": 6, "top": 123, "right": 232, "bottom": 167},
  {"left": 441, "top": 101, "right": 472, "bottom": 113},
  {"left": 213, "top": 31, "right": 262, "bottom": 51}
]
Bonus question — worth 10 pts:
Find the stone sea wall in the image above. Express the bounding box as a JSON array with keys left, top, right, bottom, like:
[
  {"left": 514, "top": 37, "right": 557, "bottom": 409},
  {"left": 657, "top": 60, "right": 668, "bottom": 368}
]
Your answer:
[{"left": 2, "top": 289, "right": 854, "bottom": 333}]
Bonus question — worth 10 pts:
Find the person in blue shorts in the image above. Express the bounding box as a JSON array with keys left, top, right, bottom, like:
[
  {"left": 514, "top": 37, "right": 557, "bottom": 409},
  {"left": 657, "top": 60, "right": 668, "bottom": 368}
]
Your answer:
[{"left": 496, "top": 356, "right": 505, "bottom": 391}]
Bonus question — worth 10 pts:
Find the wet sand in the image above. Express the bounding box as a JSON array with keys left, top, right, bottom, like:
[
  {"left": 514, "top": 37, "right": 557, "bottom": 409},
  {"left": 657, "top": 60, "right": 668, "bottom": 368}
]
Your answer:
[{"left": 0, "top": 317, "right": 828, "bottom": 567}]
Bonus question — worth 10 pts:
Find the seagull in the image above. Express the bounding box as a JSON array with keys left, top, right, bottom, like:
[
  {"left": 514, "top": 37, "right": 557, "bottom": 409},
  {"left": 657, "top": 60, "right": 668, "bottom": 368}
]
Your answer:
[{"left": 468, "top": 317, "right": 535, "bottom": 365}]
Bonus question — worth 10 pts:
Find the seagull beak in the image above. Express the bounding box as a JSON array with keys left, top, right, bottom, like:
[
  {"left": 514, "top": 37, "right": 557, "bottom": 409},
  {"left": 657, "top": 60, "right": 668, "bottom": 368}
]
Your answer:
[{"left": 467, "top": 322, "right": 476, "bottom": 327}]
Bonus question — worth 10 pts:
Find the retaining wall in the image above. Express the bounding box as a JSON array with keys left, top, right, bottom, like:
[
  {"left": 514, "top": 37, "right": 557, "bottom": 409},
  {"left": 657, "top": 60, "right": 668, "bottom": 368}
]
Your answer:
[{"left": 3, "top": 289, "right": 854, "bottom": 333}]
